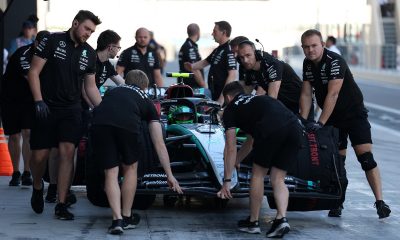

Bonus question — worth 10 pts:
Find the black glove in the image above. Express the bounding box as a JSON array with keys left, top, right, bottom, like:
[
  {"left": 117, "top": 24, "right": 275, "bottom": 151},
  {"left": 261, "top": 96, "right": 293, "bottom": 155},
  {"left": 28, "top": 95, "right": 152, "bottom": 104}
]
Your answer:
[
  {"left": 34, "top": 100, "right": 50, "bottom": 119},
  {"left": 306, "top": 121, "right": 323, "bottom": 132},
  {"left": 298, "top": 115, "right": 308, "bottom": 127}
]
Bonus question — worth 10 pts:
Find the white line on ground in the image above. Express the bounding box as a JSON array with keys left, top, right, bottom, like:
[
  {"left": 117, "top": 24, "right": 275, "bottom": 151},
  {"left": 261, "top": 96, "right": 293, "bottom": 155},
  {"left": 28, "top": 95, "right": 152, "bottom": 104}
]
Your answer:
[
  {"left": 365, "top": 102, "right": 400, "bottom": 115},
  {"left": 371, "top": 122, "right": 400, "bottom": 138}
]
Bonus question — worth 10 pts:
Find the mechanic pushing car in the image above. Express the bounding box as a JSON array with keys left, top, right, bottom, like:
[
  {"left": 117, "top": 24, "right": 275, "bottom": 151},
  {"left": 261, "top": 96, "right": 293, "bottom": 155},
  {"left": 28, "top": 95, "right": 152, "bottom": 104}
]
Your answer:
[
  {"left": 90, "top": 70, "right": 183, "bottom": 235},
  {"left": 218, "top": 81, "right": 302, "bottom": 238},
  {"left": 299, "top": 29, "right": 391, "bottom": 219}
]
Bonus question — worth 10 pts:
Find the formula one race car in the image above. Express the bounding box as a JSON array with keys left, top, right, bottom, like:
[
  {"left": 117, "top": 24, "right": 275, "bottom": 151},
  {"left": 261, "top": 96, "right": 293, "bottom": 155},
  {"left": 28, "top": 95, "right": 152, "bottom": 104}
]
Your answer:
[{"left": 84, "top": 73, "right": 348, "bottom": 211}]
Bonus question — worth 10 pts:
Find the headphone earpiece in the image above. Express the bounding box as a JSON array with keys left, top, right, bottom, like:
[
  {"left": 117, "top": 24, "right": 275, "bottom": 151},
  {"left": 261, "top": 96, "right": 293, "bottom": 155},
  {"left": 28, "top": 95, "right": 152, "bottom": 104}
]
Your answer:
[
  {"left": 236, "top": 55, "right": 242, "bottom": 65},
  {"left": 255, "top": 50, "right": 263, "bottom": 61}
]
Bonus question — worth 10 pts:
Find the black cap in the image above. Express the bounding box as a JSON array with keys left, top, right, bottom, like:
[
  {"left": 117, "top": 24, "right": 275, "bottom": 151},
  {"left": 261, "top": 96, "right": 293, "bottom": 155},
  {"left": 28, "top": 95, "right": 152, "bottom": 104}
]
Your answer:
[{"left": 22, "top": 20, "right": 35, "bottom": 29}]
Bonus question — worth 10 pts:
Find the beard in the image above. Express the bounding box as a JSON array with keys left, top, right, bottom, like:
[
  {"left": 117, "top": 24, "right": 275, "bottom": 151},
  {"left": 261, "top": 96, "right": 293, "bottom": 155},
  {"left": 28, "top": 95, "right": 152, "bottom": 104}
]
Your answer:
[
  {"left": 72, "top": 29, "right": 87, "bottom": 44},
  {"left": 136, "top": 42, "right": 147, "bottom": 49}
]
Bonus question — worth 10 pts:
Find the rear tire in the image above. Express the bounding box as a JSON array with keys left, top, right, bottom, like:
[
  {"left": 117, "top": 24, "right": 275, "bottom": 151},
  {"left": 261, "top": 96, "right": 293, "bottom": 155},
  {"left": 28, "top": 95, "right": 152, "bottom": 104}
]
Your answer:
[
  {"left": 132, "top": 194, "right": 156, "bottom": 210},
  {"left": 214, "top": 197, "right": 229, "bottom": 209},
  {"left": 163, "top": 195, "right": 178, "bottom": 207}
]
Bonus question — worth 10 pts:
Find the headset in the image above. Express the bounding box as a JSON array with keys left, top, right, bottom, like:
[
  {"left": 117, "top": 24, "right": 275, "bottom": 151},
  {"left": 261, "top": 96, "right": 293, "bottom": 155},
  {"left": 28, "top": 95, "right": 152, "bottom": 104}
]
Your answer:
[{"left": 236, "top": 40, "right": 263, "bottom": 64}]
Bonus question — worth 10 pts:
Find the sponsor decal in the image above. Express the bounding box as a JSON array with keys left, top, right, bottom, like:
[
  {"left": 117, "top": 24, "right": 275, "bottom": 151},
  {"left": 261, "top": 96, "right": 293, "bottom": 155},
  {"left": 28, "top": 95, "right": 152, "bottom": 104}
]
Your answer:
[
  {"left": 81, "top": 50, "right": 87, "bottom": 58},
  {"left": 59, "top": 41, "right": 66, "bottom": 48},
  {"left": 234, "top": 95, "right": 255, "bottom": 106},
  {"left": 307, "top": 132, "right": 320, "bottom": 166}
]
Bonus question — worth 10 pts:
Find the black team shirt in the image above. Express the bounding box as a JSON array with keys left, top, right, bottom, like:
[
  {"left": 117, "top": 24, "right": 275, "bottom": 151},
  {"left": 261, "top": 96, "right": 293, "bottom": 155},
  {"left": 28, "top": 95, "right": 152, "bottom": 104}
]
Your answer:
[
  {"left": 205, "top": 41, "right": 237, "bottom": 100},
  {"left": 241, "top": 52, "right": 302, "bottom": 112},
  {"left": 117, "top": 44, "right": 160, "bottom": 86},
  {"left": 92, "top": 84, "right": 159, "bottom": 134},
  {"left": 34, "top": 30, "right": 96, "bottom": 109},
  {"left": 223, "top": 94, "right": 298, "bottom": 138},
  {"left": 178, "top": 38, "right": 204, "bottom": 87},
  {"left": 95, "top": 57, "right": 118, "bottom": 88},
  {"left": 81, "top": 56, "right": 119, "bottom": 110},
  {"left": 302, "top": 48, "right": 364, "bottom": 123},
  {"left": 1, "top": 44, "right": 35, "bottom": 104}
]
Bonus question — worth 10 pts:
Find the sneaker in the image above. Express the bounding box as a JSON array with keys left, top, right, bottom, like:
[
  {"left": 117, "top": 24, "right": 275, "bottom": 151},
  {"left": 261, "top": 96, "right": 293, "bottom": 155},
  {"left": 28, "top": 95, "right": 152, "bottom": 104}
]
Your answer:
[
  {"left": 237, "top": 216, "right": 261, "bottom": 234},
  {"left": 21, "top": 171, "right": 33, "bottom": 187},
  {"left": 45, "top": 184, "right": 57, "bottom": 203},
  {"left": 328, "top": 204, "right": 343, "bottom": 217},
  {"left": 55, "top": 203, "right": 74, "bottom": 220},
  {"left": 122, "top": 213, "right": 141, "bottom": 229},
  {"left": 108, "top": 219, "right": 124, "bottom": 235},
  {"left": 266, "top": 217, "right": 290, "bottom": 238},
  {"left": 31, "top": 181, "right": 44, "bottom": 214},
  {"left": 65, "top": 190, "right": 77, "bottom": 207},
  {"left": 9, "top": 171, "right": 21, "bottom": 186},
  {"left": 375, "top": 200, "right": 391, "bottom": 219}
]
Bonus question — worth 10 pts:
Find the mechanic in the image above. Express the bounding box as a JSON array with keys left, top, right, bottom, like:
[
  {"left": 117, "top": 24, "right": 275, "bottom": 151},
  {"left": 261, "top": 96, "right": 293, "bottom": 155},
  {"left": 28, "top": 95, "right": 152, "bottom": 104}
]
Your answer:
[
  {"left": 184, "top": 21, "right": 236, "bottom": 104},
  {"left": 325, "top": 36, "right": 341, "bottom": 55},
  {"left": 45, "top": 29, "right": 126, "bottom": 204},
  {"left": 218, "top": 81, "right": 301, "bottom": 238},
  {"left": 116, "top": 27, "right": 163, "bottom": 87},
  {"left": 229, "top": 35, "right": 248, "bottom": 58},
  {"left": 27, "top": 10, "right": 102, "bottom": 220},
  {"left": 82, "top": 29, "right": 124, "bottom": 127},
  {"left": 237, "top": 40, "right": 307, "bottom": 117},
  {"left": 178, "top": 23, "right": 205, "bottom": 88},
  {"left": 299, "top": 29, "right": 391, "bottom": 219},
  {"left": 91, "top": 70, "right": 183, "bottom": 235},
  {"left": 1, "top": 30, "right": 49, "bottom": 187},
  {"left": 229, "top": 36, "right": 248, "bottom": 84}
]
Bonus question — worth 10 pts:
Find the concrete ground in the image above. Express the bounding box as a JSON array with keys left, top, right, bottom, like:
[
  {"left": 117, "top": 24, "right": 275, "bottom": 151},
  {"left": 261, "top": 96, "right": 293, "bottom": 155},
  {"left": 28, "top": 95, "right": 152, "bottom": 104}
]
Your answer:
[{"left": 0, "top": 122, "right": 398, "bottom": 240}]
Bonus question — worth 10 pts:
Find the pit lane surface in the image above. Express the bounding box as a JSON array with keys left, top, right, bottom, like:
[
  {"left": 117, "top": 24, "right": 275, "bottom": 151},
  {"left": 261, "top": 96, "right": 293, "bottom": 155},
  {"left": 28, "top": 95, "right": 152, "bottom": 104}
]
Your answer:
[
  {"left": 0, "top": 122, "right": 398, "bottom": 239},
  {"left": 0, "top": 63, "right": 398, "bottom": 239}
]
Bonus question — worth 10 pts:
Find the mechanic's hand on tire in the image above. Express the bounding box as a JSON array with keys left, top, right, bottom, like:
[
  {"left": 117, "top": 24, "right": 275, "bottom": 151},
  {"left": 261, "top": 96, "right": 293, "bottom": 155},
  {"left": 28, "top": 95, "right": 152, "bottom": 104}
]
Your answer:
[
  {"left": 34, "top": 100, "right": 50, "bottom": 119},
  {"left": 306, "top": 121, "right": 324, "bottom": 132},
  {"left": 217, "top": 182, "right": 232, "bottom": 199},
  {"left": 167, "top": 175, "right": 183, "bottom": 194}
]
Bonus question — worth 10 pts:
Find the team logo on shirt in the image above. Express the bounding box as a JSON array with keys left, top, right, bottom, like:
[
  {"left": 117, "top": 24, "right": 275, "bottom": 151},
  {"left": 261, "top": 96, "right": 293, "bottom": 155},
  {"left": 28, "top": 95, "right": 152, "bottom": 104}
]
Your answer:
[
  {"left": 148, "top": 52, "right": 155, "bottom": 67},
  {"left": 81, "top": 50, "right": 87, "bottom": 58},
  {"left": 234, "top": 95, "right": 255, "bottom": 106},
  {"left": 130, "top": 50, "right": 140, "bottom": 63},
  {"left": 79, "top": 49, "right": 89, "bottom": 71},
  {"left": 99, "top": 66, "right": 107, "bottom": 84},
  {"left": 55, "top": 46, "right": 67, "bottom": 60},
  {"left": 59, "top": 41, "right": 66, "bottom": 48}
]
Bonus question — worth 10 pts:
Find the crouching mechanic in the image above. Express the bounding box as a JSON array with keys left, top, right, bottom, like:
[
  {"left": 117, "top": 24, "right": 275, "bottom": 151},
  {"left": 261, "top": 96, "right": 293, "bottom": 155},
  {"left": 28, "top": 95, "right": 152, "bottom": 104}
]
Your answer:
[
  {"left": 217, "top": 81, "right": 302, "bottom": 238},
  {"left": 299, "top": 29, "right": 391, "bottom": 219},
  {"left": 90, "top": 70, "right": 183, "bottom": 235}
]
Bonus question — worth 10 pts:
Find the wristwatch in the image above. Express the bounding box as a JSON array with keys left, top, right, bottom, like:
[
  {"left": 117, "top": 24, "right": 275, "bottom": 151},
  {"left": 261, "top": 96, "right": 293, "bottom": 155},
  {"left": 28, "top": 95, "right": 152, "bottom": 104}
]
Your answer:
[{"left": 223, "top": 178, "right": 231, "bottom": 182}]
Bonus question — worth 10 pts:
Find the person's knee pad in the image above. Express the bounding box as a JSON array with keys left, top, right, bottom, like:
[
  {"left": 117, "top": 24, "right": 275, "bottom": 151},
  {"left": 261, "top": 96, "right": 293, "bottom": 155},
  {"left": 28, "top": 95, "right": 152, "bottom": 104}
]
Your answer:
[{"left": 357, "top": 152, "right": 377, "bottom": 171}]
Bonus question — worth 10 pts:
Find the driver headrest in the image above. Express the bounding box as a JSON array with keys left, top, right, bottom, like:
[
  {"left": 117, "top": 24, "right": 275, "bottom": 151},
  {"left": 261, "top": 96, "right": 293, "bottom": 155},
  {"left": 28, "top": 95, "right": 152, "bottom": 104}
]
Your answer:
[{"left": 165, "top": 84, "right": 194, "bottom": 99}]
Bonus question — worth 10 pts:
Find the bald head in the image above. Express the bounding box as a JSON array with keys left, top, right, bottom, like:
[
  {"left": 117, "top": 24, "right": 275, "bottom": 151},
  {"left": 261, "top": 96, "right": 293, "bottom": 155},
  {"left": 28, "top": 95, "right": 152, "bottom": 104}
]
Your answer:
[
  {"left": 187, "top": 23, "right": 200, "bottom": 42},
  {"left": 135, "top": 27, "right": 150, "bottom": 48},
  {"left": 187, "top": 23, "right": 199, "bottom": 36}
]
